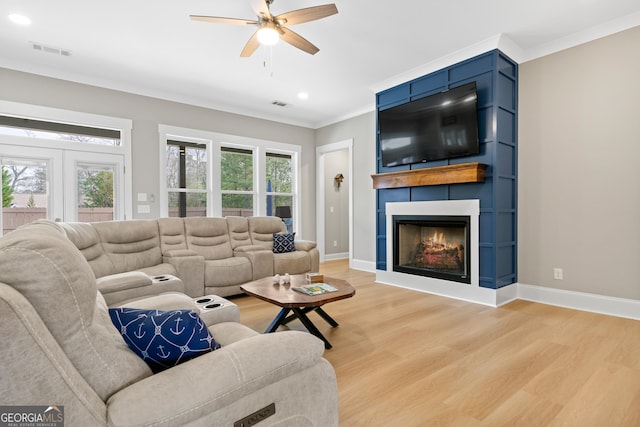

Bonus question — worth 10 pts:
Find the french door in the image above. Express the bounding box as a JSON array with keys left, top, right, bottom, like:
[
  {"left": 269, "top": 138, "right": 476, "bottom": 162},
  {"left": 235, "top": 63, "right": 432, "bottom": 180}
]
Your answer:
[{"left": 1, "top": 145, "right": 124, "bottom": 236}]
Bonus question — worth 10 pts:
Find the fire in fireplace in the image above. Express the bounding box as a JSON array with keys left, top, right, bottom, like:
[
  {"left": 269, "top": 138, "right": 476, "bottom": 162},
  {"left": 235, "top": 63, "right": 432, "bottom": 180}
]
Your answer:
[{"left": 393, "top": 215, "right": 471, "bottom": 284}]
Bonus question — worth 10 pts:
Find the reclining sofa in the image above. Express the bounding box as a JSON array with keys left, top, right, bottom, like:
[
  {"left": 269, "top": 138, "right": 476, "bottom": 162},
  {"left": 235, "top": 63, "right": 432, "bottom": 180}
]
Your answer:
[
  {"left": 59, "top": 216, "right": 320, "bottom": 305},
  {"left": 0, "top": 220, "right": 338, "bottom": 426}
]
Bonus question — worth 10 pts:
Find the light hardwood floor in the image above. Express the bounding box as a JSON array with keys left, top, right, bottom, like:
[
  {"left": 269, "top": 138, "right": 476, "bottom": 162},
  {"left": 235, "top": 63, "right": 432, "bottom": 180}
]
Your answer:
[{"left": 233, "top": 260, "right": 640, "bottom": 426}]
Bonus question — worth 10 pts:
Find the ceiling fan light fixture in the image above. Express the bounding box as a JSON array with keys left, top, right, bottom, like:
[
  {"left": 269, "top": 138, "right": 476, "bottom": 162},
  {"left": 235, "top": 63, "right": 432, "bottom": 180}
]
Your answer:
[{"left": 257, "top": 24, "right": 279, "bottom": 46}]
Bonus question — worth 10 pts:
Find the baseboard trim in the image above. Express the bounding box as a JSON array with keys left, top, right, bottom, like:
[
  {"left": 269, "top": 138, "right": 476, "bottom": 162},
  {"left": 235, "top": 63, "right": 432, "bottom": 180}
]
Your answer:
[
  {"left": 325, "top": 260, "right": 640, "bottom": 320},
  {"left": 324, "top": 252, "right": 349, "bottom": 261},
  {"left": 376, "top": 270, "right": 518, "bottom": 307},
  {"left": 350, "top": 259, "right": 376, "bottom": 273},
  {"left": 518, "top": 283, "right": 640, "bottom": 320}
]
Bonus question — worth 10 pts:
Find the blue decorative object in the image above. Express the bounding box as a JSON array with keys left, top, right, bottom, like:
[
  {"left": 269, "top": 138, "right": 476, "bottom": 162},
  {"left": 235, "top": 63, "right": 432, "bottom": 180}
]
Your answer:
[
  {"left": 273, "top": 232, "right": 296, "bottom": 253},
  {"left": 109, "top": 308, "right": 220, "bottom": 373}
]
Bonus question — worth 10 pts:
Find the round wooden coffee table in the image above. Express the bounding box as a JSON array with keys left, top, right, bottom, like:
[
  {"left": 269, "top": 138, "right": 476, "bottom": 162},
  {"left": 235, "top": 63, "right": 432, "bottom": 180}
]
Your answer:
[{"left": 240, "top": 275, "right": 355, "bottom": 349}]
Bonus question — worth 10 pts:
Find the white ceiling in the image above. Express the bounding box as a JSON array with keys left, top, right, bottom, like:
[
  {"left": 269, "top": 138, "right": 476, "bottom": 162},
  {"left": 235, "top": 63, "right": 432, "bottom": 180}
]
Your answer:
[{"left": 2, "top": 0, "right": 640, "bottom": 128}]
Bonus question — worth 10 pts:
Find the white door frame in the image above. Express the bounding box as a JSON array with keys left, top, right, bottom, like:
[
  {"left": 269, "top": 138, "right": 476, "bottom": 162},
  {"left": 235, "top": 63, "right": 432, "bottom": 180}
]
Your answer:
[{"left": 316, "top": 139, "right": 353, "bottom": 265}]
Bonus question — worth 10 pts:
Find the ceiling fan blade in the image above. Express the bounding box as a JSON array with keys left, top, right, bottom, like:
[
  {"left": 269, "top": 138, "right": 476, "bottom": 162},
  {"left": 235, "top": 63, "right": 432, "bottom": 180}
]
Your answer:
[
  {"left": 250, "top": 0, "right": 272, "bottom": 19},
  {"left": 190, "top": 15, "right": 257, "bottom": 26},
  {"left": 275, "top": 4, "right": 338, "bottom": 26},
  {"left": 280, "top": 27, "right": 320, "bottom": 55},
  {"left": 240, "top": 31, "right": 261, "bottom": 57}
]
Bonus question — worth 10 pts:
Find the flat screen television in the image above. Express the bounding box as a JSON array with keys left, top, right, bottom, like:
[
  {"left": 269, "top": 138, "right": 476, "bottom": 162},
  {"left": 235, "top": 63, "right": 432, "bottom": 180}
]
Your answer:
[{"left": 379, "top": 82, "right": 479, "bottom": 167}]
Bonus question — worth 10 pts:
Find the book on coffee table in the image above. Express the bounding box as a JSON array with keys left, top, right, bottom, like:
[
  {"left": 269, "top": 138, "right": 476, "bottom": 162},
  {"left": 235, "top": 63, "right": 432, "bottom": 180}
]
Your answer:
[{"left": 292, "top": 283, "right": 338, "bottom": 296}]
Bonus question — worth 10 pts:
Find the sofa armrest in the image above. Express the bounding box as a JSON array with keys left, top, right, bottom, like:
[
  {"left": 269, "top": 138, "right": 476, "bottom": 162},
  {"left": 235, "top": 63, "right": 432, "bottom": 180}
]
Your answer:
[
  {"left": 96, "top": 272, "right": 152, "bottom": 293},
  {"left": 233, "top": 244, "right": 267, "bottom": 253},
  {"left": 294, "top": 240, "right": 317, "bottom": 251},
  {"left": 234, "top": 246, "right": 274, "bottom": 280},
  {"left": 106, "top": 331, "right": 332, "bottom": 426},
  {"left": 163, "top": 254, "right": 205, "bottom": 297}
]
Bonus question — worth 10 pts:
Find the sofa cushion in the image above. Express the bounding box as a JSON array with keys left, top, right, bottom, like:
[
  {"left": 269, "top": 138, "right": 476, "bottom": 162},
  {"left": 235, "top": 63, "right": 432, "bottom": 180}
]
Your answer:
[
  {"left": 59, "top": 222, "right": 115, "bottom": 278},
  {"left": 273, "top": 232, "right": 296, "bottom": 253},
  {"left": 247, "top": 216, "right": 286, "bottom": 249},
  {"left": 109, "top": 307, "right": 220, "bottom": 373},
  {"left": 185, "top": 217, "right": 233, "bottom": 260},
  {"left": 226, "top": 216, "right": 253, "bottom": 249},
  {"left": 92, "top": 220, "right": 163, "bottom": 276}
]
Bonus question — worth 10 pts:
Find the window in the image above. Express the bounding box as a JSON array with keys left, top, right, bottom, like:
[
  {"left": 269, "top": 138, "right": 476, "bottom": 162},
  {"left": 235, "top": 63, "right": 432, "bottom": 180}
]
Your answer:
[
  {"left": 159, "top": 126, "right": 301, "bottom": 232},
  {"left": 221, "top": 147, "right": 254, "bottom": 217},
  {"left": 166, "top": 141, "right": 207, "bottom": 217}
]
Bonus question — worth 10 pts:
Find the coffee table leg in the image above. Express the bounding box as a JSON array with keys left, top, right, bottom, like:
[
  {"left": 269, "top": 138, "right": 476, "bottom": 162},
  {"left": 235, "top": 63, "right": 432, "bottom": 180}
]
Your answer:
[
  {"left": 265, "top": 308, "right": 291, "bottom": 333},
  {"left": 292, "top": 308, "right": 332, "bottom": 349},
  {"left": 313, "top": 307, "right": 339, "bottom": 327}
]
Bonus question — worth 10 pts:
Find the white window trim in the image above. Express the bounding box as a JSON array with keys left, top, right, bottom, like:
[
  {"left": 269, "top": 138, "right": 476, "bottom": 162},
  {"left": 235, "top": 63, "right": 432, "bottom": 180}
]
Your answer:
[
  {"left": 0, "top": 100, "right": 133, "bottom": 220},
  {"left": 158, "top": 124, "right": 302, "bottom": 232}
]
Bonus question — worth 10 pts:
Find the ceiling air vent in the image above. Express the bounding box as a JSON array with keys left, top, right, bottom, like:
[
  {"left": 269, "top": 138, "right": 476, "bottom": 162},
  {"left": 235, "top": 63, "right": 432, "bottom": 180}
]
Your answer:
[
  {"left": 271, "top": 100, "right": 288, "bottom": 107},
  {"left": 31, "top": 42, "right": 71, "bottom": 57}
]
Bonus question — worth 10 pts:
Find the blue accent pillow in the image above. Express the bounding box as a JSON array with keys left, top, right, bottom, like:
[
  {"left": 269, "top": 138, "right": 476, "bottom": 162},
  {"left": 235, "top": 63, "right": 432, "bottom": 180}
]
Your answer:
[
  {"left": 273, "top": 232, "right": 296, "bottom": 253},
  {"left": 109, "top": 308, "right": 220, "bottom": 373}
]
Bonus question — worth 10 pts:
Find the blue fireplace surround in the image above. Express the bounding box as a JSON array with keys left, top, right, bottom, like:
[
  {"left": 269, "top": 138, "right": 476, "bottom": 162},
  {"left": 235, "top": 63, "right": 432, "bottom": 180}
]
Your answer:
[{"left": 375, "top": 49, "right": 518, "bottom": 289}]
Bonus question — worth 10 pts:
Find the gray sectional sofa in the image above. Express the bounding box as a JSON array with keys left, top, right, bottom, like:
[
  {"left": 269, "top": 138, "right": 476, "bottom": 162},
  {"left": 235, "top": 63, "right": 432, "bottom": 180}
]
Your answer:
[
  {"left": 59, "top": 216, "right": 320, "bottom": 305},
  {"left": 0, "top": 219, "right": 337, "bottom": 426}
]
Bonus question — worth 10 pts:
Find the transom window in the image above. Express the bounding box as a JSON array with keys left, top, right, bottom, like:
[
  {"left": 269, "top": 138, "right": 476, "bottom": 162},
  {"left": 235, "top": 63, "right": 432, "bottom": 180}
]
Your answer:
[{"left": 0, "top": 115, "right": 121, "bottom": 146}]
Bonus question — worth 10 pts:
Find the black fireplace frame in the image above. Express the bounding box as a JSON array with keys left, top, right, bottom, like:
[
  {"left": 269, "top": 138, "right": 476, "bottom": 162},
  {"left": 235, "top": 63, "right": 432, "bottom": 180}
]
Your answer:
[{"left": 392, "top": 215, "right": 471, "bottom": 284}]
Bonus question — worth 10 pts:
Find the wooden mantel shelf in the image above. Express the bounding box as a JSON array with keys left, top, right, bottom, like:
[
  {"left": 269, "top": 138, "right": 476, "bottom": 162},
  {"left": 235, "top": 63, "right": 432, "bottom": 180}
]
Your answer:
[{"left": 371, "top": 162, "right": 487, "bottom": 189}]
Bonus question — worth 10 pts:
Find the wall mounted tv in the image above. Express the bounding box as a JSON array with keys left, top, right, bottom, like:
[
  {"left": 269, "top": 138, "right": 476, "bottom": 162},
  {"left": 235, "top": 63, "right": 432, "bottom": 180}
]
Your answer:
[{"left": 379, "top": 82, "right": 479, "bottom": 167}]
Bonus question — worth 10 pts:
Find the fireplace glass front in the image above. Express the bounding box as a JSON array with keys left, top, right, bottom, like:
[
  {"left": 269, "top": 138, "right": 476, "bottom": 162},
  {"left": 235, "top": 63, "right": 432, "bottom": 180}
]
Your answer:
[{"left": 393, "top": 215, "right": 471, "bottom": 284}]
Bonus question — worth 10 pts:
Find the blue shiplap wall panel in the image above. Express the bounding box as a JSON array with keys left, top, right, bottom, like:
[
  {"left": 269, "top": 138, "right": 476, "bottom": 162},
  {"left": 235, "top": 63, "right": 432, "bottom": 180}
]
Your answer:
[{"left": 375, "top": 49, "right": 518, "bottom": 289}]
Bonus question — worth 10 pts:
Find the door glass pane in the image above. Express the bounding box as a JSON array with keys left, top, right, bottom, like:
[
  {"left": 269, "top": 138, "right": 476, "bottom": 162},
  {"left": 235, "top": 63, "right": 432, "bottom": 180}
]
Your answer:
[
  {"left": 2, "top": 158, "right": 49, "bottom": 235},
  {"left": 77, "top": 164, "right": 115, "bottom": 222}
]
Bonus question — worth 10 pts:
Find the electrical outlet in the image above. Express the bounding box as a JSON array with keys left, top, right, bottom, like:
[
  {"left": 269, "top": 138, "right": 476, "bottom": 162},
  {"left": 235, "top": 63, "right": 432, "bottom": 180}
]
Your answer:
[
  {"left": 553, "top": 268, "right": 563, "bottom": 280},
  {"left": 333, "top": 240, "right": 338, "bottom": 247}
]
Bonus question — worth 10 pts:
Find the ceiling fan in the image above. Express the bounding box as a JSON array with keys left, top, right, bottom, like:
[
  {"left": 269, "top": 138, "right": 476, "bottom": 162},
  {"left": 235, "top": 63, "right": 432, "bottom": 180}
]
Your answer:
[{"left": 190, "top": 0, "right": 338, "bottom": 57}]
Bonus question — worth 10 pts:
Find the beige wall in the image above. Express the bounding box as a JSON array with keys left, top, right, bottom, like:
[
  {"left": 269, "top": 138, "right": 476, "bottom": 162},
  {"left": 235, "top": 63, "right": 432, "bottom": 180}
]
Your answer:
[
  {"left": 323, "top": 149, "right": 349, "bottom": 256},
  {"left": 315, "top": 112, "right": 376, "bottom": 265},
  {"left": 518, "top": 25, "right": 640, "bottom": 300},
  {"left": 0, "top": 68, "right": 318, "bottom": 240}
]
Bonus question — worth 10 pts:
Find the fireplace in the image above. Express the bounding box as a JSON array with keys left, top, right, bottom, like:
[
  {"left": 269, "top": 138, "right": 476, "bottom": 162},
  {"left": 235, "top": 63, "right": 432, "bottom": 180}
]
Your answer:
[
  {"left": 379, "top": 200, "right": 517, "bottom": 306},
  {"left": 393, "top": 215, "right": 471, "bottom": 284},
  {"left": 383, "top": 199, "right": 480, "bottom": 289}
]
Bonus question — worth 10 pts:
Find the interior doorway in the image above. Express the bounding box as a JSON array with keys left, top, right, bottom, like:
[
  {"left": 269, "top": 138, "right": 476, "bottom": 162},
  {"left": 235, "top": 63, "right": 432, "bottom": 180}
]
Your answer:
[{"left": 316, "top": 139, "right": 353, "bottom": 264}]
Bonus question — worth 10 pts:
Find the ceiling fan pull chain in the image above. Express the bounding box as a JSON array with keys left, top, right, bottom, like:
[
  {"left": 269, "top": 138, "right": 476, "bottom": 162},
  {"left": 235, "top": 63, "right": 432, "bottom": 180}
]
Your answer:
[{"left": 270, "top": 46, "right": 274, "bottom": 78}]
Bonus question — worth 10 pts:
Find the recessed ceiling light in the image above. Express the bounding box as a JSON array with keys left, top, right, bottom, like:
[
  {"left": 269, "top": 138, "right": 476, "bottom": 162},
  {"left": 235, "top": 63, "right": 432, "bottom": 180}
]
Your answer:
[
  {"left": 9, "top": 13, "right": 31, "bottom": 26},
  {"left": 298, "top": 92, "right": 309, "bottom": 100}
]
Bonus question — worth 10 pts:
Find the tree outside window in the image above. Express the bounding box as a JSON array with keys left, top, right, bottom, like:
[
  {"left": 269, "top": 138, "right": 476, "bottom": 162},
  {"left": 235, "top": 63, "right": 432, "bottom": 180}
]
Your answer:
[
  {"left": 221, "top": 147, "right": 253, "bottom": 217},
  {"left": 1, "top": 168, "right": 13, "bottom": 208}
]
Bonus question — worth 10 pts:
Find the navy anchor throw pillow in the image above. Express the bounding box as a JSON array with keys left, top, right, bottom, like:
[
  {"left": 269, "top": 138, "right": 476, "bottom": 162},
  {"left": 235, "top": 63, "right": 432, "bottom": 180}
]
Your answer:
[
  {"left": 109, "top": 308, "right": 221, "bottom": 373},
  {"left": 273, "top": 232, "right": 296, "bottom": 253}
]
